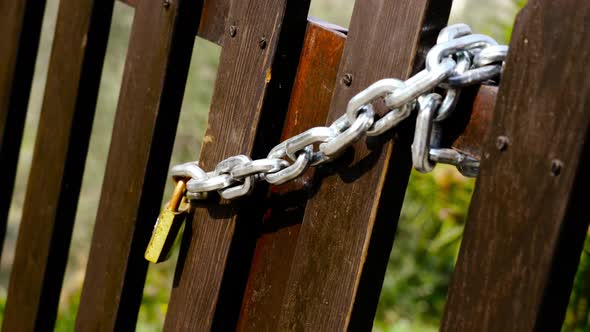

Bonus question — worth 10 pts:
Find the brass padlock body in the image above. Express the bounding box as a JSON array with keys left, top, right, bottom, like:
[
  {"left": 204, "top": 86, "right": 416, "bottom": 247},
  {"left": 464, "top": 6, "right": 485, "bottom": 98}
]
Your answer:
[
  {"left": 145, "top": 180, "right": 188, "bottom": 263},
  {"left": 145, "top": 209, "right": 185, "bottom": 263}
]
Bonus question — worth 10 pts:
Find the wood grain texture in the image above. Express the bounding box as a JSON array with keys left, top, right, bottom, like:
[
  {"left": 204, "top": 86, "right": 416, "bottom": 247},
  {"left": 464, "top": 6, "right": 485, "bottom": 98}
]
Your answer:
[
  {"left": 0, "top": 0, "right": 46, "bottom": 261},
  {"left": 164, "top": 0, "right": 310, "bottom": 330},
  {"left": 237, "top": 20, "right": 346, "bottom": 331},
  {"left": 75, "top": 0, "right": 200, "bottom": 330},
  {"left": 1, "top": 0, "right": 114, "bottom": 330},
  {"left": 277, "top": 1, "right": 452, "bottom": 330},
  {"left": 441, "top": 0, "right": 590, "bottom": 331}
]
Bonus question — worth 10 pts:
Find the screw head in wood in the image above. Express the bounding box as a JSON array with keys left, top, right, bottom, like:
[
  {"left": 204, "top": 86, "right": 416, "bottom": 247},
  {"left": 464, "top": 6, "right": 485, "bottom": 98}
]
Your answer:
[
  {"left": 550, "top": 159, "right": 563, "bottom": 176},
  {"left": 258, "top": 37, "right": 267, "bottom": 49},
  {"left": 229, "top": 25, "right": 237, "bottom": 37},
  {"left": 496, "top": 136, "right": 509, "bottom": 151},
  {"left": 342, "top": 73, "right": 353, "bottom": 86}
]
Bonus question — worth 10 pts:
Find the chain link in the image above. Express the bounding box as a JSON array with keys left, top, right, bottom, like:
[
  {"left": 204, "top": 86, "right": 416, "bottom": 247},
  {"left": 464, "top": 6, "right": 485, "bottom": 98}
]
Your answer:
[{"left": 170, "top": 24, "right": 508, "bottom": 200}]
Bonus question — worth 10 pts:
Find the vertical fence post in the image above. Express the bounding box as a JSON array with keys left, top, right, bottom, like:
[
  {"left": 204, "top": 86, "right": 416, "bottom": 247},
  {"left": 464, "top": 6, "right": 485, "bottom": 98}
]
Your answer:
[
  {"left": 75, "top": 0, "right": 201, "bottom": 330},
  {"left": 164, "top": 0, "right": 311, "bottom": 329},
  {"left": 2, "top": 1, "right": 114, "bottom": 330},
  {"left": 442, "top": 0, "right": 590, "bottom": 330}
]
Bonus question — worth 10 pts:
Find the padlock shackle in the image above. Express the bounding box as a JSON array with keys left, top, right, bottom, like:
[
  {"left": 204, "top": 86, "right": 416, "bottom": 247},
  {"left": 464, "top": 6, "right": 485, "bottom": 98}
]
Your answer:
[{"left": 168, "top": 180, "right": 186, "bottom": 212}]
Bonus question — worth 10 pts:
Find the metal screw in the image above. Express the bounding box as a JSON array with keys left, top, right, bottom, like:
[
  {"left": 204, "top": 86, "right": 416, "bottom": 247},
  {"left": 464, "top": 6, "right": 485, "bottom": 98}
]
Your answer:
[
  {"left": 550, "top": 159, "right": 563, "bottom": 176},
  {"left": 258, "top": 37, "right": 267, "bottom": 49},
  {"left": 163, "top": 0, "right": 170, "bottom": 8},
  {"left": 229, "top": 25, "right": 237, "bottom": 38},
  {"left": 496, "top": 136, "right": 509, "bottom": 151},
  {"left": 342, "top": 73, "right": 353, "bottom": 87}
]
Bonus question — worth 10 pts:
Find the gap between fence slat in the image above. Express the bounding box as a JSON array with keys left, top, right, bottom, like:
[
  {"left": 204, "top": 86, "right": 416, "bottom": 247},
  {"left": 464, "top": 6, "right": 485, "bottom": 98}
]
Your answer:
[
  {"left": 0, "top": 0, "right": 46, "bottom": 262},
  {"left": 1, "top": 0, "right": 114, "bottom": 330},
  {"left": 276, "top": 0, "right": 452, "bottom": 330},
  {"left": 74, "top": 0, "right": 201, "bottom": 330},
  {"left": 441, "top": 0, "right": 590, "bottom": 330},
  {"left": 163, "top": 0, "right": 311, "bottom": 330}
]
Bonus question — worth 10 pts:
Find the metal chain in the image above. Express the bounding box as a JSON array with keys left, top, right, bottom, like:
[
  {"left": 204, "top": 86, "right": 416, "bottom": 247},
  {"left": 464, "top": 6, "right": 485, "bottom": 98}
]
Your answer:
[{"left": 170, "top": 24, "right": 508, "bottom": 201}]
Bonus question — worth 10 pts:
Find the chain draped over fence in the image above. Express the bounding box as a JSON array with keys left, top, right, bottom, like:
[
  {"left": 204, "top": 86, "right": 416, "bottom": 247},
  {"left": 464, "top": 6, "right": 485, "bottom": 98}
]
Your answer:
[{"left": 169, "top": 23, "right": 508, "bottom": 201}]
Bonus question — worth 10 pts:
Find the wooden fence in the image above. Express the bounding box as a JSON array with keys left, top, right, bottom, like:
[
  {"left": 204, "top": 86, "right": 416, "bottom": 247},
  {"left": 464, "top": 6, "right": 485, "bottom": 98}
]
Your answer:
[{"left": 0, "top": 0, "right": 588, "bottom": 330}]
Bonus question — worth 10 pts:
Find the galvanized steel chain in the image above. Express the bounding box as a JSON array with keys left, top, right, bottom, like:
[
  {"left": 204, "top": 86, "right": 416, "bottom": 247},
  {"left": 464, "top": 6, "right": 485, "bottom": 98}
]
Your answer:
[{"left": 172, "top": 24, "right": 507, "bottom": 201}]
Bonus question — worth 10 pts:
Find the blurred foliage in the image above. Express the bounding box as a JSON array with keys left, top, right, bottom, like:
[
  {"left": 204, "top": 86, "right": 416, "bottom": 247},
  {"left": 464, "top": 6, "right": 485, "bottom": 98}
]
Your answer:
[
  {"left": 373, "top": 167, "right": 474, "bottom": 331},
  {"left": 1, "top": 0, "right": 588, "bottom": 331}
]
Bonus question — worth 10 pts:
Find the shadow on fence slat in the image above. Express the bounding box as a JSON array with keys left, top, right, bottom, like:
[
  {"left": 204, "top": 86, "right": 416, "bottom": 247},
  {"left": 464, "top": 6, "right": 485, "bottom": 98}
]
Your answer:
[
  {"left": 163, "top": 0, "right": 311, "bottom": 329},
  {"left": 237, "top": 20, "right": 346, "bottom": 330}
]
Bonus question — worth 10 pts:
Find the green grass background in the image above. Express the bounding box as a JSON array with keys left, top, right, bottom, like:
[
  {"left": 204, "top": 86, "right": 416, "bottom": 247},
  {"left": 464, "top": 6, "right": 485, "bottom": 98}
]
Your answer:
[{"left": 2, "top": 0, "right": 588, "bottom": 331}]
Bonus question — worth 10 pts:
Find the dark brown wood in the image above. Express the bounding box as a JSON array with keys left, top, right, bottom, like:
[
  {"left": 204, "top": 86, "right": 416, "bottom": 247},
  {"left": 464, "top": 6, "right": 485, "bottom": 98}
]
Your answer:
[
  {"left": 237, "top": 19, "right": 346, "bottom": 331},
  {"left": 449, "top": 85, "right": 497, "bottom": 160},
  {"left": 74, "top": 0, "right": 200, "bottom": 330},
  {"left": 164, "top": 0, "right": 311, "bottom": 330},
  {"left": 196, "top": 0, "right": 228, "bottom": 46},
  {"left": 2, "top": 0, "right": 114, "bottom": 330},
  {"left": 117, "top": 0, "right": 228, "bottom": 46},
  {"left": 277, "top": 1, "right": 452, "bottom": 330},
  {"left": 441, "top": 0, "right": 590, "bottom": 331},
  {"left": 0, "top": 0, "right": 46, "bottom": 260}
]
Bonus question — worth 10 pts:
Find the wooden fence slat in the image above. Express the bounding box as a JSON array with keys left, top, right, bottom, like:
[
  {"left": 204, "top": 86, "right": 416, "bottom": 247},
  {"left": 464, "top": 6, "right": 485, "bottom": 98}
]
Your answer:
[
  {"left": 0, "top": 0, "right": 46, "bottom": 260},
  {"left": 237, "top": 20, "right": 346, "bottom": 330},
  {"left": 1, "top": 1, "right": 114, "bottom": 330},
  {"left": 277, "top": 1, "right": 452, "bottom": 330},
  {"left": 441, "top": 1, "right": 590, "bottom": 331},
  {"left": 75, "top": 0, "right": 200, "bottom": 330},
  {"left": 164, "top": 0, "right": 311, "bottom": 329}
]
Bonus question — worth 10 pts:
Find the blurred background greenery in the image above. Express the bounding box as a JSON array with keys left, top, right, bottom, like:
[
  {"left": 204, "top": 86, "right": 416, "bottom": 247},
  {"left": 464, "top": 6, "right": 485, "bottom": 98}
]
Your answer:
[{"left": 2, "top": 0, "right": 588, "bottom": 331}]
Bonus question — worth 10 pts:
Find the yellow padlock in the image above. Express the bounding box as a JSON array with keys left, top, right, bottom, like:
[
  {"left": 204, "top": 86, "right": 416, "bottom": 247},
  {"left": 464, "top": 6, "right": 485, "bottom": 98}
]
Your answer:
[{"left": 145, "top": 180, "right": 188, "bottom": 263}]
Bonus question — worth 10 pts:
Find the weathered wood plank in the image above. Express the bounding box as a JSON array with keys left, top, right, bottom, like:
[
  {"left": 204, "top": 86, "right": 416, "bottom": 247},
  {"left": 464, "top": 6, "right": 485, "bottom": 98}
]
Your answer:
[
  {"left": 441, "top": 1, "right": 590, "bottom": 331},
  {"left": 237, "top": 19, "right": 346, "bottom": 331},
  {"left": 2, "top": 0, "right": 114, "bottom": 330},
  {"left": 277, "top": 1, "right": 453, "bottom": 330},
  {"left": 0, "top": 0, "right": 46, "bottom": 260},
  {"left": 164, "top": 0, "right": 311, "bottom": 330},
  {"left": 75, "top": 0, "right": 200, "bottom": 330}
]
